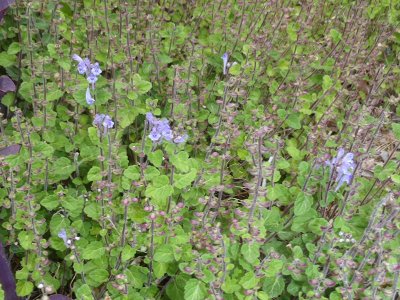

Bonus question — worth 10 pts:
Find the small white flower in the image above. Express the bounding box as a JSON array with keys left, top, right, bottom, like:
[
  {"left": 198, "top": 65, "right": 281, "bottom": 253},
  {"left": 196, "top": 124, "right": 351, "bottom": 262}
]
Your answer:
[
  {"left": 339, "top": 231, "right": 344, "bottom": 236},
  {"left": 38, "top": 283, "right": 44, "bottom": 289},
  {"left": 75, "top": 236, "right": 80, "bottom": 241},
  {"left": 67, "top": 239, "right": 72, "bottom": 245},
  {"left": 339, "top": 239, "right": 344, "bottom": 243}
]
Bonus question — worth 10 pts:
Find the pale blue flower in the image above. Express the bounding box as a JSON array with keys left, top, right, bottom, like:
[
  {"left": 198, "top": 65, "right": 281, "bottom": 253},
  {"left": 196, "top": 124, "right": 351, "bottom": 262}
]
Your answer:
[
  {"left": 85, "top": 87, "right": 95, "bottom": 105},
  {"left": 93, "top": 114, "right": 114, "bottom": 133},
  {"left": 325, "top": 148, "right": 355, "bottom": 191},
  {"left": 173, "top": 133, "right": 188, "bottom": 144},
  {"left": 221, "top": 52, "right": 229, "bottom": 75},
  {"left": 91, "top": 62, "right": 102, "bottom": 76},
  {"left": 87, "top": 73, "right": 98, "bottom": 84},
  {"left": 58, "top": 229, "right": 69, "bottom": 247}
]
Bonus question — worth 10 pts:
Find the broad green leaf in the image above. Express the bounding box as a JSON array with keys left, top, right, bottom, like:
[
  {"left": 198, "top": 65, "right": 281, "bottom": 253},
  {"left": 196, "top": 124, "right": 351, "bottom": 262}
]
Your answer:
[
  {"left": 16, "top": 281, "right": 33, "bottom": 297},
  {"left": 41, "top": 194, "right": 59, "bottom": 210},
  {"left": 239, "top": 271, "right": 259, "bottom": 289},
  {"left": 184, "top": 279, "right": 207, "bottom": 300},
  {"left": 241, "top": 243, "right": 260, "bottom": 264},
  {"left": 286, "top": 113, "right": 301, "bottom": 129},
  {"left": 392, "top": 123, "right": 400, "bottom": 140},
  {"left": 174, "top": 169, "right": 197, "bottom": 189},
  {"left": 263, "top": 276, "right": 284, "bottom": 298},
  {"left": 87, "top": 166, "right": 102, "bottom": 181},
  {"left": 145, "top": 175, "right": 174, "bottom": 205},
  {"left": 322, "top": 75, "right": 333, "bottom": 91},
  {"left": 148, "top": 149, "right": 163, "bottom": 167},
  {"left": 154, "top": 245, "right": 174, "bottom": 263},
  {"left": 124, "top": 165, "right": 140, "bottom": 180},
  {"left": 82, "top": 242, "right": 105, "bottom": 260},
  {"left": 265, "top": 260, "right": 283, "bottom": 277},
  {"left": 0, "top": 52, "right": 15, "bottom": 67},
  {"left": 87, "top": 269, "right": 109, "bottom": 285},
  {"left": 170, "top": 152, "right": 190, "bottom": 172},
  {"left": 294, "top": 192, "right": 313, "bottom": 216}
]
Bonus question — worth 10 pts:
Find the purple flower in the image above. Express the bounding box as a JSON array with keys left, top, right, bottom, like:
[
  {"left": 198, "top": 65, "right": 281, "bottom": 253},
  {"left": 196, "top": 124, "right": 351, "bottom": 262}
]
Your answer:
[
  {"left": 85, "top": 87, "right": 95, "bottom": 105},
  {"left": 146, "top": 112, "right": 156, "bottom": 125},
  {"left": 87, "top": 73, "right": 98, "bottom": 84},
  {"left": 146, "top": 112, "right": 189, "bottom": 145},
  {"left": 325, "top": 148, "right": 355, "bottom": 191},
  {"left": 173, "top": 133, "right": 188, "bottom": 144},
  {"left": 57, "top": 229, "right": 69, "bottom": 247},
  {"left": 149, "top": 128, "right": 162, "bottom": 141},
  {"left": 72, "top": 54, "right": 90, "bottom": 75},
  {"left": 221, "top": 52, "right": 229, "bottom": 75},
  {"left": 93, "top": 114, "right": 114, "bottom": 133},
  {"left": 91, "top": 62, "right": 102, "bottom": 76},
  {"left": 72, "top": 54, "right": 101, "bottom": 83}
]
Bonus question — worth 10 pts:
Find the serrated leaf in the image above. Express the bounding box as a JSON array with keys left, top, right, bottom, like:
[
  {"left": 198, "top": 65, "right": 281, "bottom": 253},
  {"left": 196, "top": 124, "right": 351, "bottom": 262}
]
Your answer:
[
  {"left": 154, "top": 245, "right": 174, "bottom": 263},
  {"left": 16, "top": 281, "right": 33, "bottom": 297},
  {"left": 174, "top": 169, "right": 197, "bottom": 189},
  {"left": 241, "top": 243, "right": 260, "bottom": 264},
  {"left": 294, "top": 192, "right": 312, "bottom": 216},
  {"left": 145, "top": 175, "right": 174, "bottom": 205},
  {"left": 40, "top": 194, "right": 59, "bottom": 210},
  {"left": 170, "top": 151, "right": 190, "bottom": 172},
  {"left": 87, "top": 166, "right": 102, "bottom": 181},
  {"left": 148, "top": 149, "right": 163, "bottom": 167},
  {"left": 82, "top": 242, "right": 105, "bottom": 260},
  {"left": 87, "top": 269, "right": 108, "bottom": 285},
  {"left": 184, "top": 279, "right": 207, "bottom": 300},
  {"left": 263, "top": 276, "right": 284, "bottom": 298}
]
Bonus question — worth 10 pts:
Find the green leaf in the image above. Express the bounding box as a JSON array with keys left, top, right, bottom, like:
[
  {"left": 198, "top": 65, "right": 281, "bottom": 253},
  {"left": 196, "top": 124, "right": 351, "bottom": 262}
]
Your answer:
[
  {"left": 121, "top": 245, "right": 136, "bottom": 262},
  {"left": 7, "top": 42, "right": 21, "bottom": 54},
  {"left": 239, "top": 271, "right": 259, "bottom": 289},
  {"left": 88, "top": 127, "right": 100, "bottom": 145},
  {"left": 0, "top": 52, "right": 15, "bottom": 67},
  {"left": 82, "top": 241, "right": 105, "bottom": 260},
  {"left": 76, "top": 284, "right": 94, "bottom": 300},
  {"left": 265, "top": 260, "right": 283, "bottom": 277},
  {"left": 174, "top": 169, "right": 197, "bottom": 189},
  {"left": 322, "top": 75, "right": 333, "bottom": 91},
  {"left": 184, "top": 279, "right": 207, "bottom": 300},
  {"left": 329, "top": 29, "right": 342, "bottom": 44},
  {"left": 170, "top": 151, "right": 190, "bottom": 172},
  {"left": 294, "top": 192, "right": 313, "bottom": 216},
  {"left": 16, "top": 281, "right": 33, "bottom": 297},
  {"left": 52, "top": 157, "right": 75, "bottom": 179},
  {"left": 392, "top": 123, "right": 400, "bottom": 140},
  {"left": 145, "top": 175, "right": 174, "bottom": 205},
  {"left": 123, "top": 165, "right": 140, "bottom": 180},
  {"left": 263, "top": 276, "right": 284, "bottom": 298},
  {"left": 87, "top": 166, "right": 102, "bottom": 181},
  {"left": 87, "top": 269, "right": 109, "bottom": 285},
  {"left": 286, "top": 113, "right": 301, "bottom": 129},
  {"left": 40, "top": 194, "right": 59, "bottom": 210},
  {"left": 154, "top": 245, "right": 175, "bottom": 263},
  {"left": 62, "top": 195, "right": 84, "bottom": 218},
  {"left": 167, "top": 274, "right": 189, "bottom": 300},
  {"left": 133, "top": 74, "right": 152, "bottom": 94},
  {"left": 241, "top": 243, "right": 260, "bottom": 264},
  {"left": 148, "top": 149, "right": 163, "bottom": 167},
  {"left": 18, "top": 231, "right": 35, "bottom": 250}
]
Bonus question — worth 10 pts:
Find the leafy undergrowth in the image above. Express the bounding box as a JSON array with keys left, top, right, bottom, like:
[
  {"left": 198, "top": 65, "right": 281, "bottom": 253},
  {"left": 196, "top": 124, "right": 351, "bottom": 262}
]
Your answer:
[{"left": 0, "top": 1, "right": 400, "bottom": 299}]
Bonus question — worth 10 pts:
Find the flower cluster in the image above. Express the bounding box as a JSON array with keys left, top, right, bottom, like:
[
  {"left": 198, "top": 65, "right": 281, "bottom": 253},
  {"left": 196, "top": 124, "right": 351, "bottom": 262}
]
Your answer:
[
  {"left": 72, "top": 54, "right": 102, "bottom": 105},
  {"left": 325, "top": 148, "right": 355, "bottom": 191},
  {"left": 93, "top": 114, "right": 114, "bottom": 134},
  {"left": 146, "top": 112, "right": 188, "bottom": 144}
]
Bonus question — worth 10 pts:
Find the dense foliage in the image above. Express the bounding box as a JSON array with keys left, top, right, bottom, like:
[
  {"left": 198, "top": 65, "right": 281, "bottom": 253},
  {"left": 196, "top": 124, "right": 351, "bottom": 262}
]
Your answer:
[{"left": 0, "top": 0, "right": 400, "bottom": 299}]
